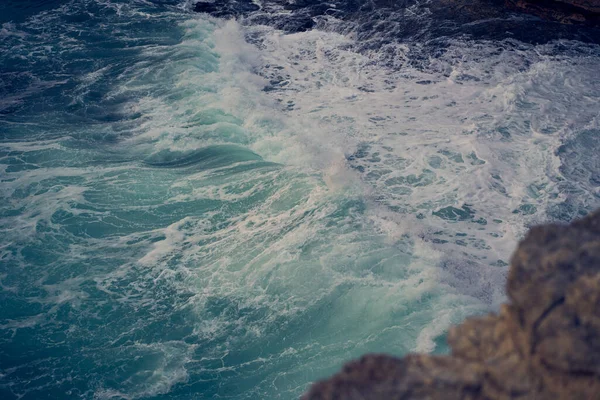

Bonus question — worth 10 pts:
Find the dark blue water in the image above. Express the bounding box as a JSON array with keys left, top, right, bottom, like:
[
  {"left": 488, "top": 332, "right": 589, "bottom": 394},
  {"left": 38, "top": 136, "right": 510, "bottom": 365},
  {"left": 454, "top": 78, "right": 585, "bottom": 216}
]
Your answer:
[{"left": 1, "top": 0, "right": 599, "bottom": 398}]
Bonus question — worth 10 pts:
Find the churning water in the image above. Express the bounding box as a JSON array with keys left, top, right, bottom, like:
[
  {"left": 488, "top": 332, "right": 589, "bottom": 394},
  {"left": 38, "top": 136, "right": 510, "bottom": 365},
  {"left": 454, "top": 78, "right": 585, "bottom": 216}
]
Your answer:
[{"left": 1, "top": 0, "right": 599, "bottom": 398}]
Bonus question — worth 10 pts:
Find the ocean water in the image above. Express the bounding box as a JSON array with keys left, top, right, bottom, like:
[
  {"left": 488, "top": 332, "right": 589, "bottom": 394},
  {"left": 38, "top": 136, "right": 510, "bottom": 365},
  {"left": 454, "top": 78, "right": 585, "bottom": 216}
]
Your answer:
[{"left": 0, "top": 0, "right": 599, "bottom": 398}]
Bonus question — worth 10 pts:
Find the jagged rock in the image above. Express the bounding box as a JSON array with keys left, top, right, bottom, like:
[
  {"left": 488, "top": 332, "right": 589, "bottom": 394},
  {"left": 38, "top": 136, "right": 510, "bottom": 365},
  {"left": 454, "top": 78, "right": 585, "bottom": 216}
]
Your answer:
[{"left": 304, "top": 210, "right": 600, "bottom": 399}]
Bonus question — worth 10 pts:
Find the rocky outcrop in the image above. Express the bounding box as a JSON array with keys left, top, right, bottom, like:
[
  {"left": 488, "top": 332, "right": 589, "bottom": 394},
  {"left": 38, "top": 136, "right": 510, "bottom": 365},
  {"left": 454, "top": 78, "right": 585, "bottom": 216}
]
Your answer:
[
  {"left": 304, "top": 210, "right": 600, "bottom": 399},
  {"left": 505, "top": 0, "right": 600, "bottom": 25}
]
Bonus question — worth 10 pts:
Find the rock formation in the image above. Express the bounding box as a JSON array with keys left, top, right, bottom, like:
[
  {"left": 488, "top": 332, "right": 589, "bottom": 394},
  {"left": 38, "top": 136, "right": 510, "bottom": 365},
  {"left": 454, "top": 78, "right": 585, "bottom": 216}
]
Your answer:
[
  {"left": 506, "top": 0, "right": 600, "bottom": 25},
  {"left": 304, "top": 209, "right": 600, "bottom": 399}
]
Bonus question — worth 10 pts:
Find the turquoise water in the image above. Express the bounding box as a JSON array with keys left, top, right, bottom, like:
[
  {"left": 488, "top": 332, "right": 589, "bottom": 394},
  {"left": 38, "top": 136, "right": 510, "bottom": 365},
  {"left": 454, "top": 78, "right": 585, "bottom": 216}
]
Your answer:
[{"left": 1, "top": 0, "right": 599, "bottom": 399}]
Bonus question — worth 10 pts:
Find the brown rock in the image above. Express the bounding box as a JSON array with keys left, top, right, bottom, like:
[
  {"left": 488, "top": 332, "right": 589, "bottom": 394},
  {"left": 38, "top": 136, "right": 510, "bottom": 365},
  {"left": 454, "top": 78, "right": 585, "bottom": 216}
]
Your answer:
[{"left": 303, "top": 210, "right": 600, "bottom": 399}]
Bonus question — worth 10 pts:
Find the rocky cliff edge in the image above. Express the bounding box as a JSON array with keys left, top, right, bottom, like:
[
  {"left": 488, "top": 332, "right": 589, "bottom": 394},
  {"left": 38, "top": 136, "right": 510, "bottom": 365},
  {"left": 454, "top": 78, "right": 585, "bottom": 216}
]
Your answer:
[{"left": 304, "top": 210, "right": 600, "bottom": 400}]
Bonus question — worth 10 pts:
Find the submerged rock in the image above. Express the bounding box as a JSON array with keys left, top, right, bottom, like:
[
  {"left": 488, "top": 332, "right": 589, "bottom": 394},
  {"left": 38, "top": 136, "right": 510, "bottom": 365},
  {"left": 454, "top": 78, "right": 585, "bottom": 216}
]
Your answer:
[{"left": 304, "top": 209, "right": 600, "bottom": 399}]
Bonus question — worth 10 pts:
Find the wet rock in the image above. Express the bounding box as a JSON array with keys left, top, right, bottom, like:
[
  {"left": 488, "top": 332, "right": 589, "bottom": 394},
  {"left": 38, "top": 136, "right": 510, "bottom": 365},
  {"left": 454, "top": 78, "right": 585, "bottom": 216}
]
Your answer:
[
  {"left": 304, "top": 209, "right": 600, "bottom": 399},
  {"left": 505, "top": 0, "right": 600, "bottom": 25},
  {"left": 193, "top": 0, "right": 259, "bottom": 18}
]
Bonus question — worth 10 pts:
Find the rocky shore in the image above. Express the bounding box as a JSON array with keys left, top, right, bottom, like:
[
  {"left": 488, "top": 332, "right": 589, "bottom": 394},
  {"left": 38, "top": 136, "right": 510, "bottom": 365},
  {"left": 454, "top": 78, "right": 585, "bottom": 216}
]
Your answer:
[{"left": 304, "top": 210, "right": 600, "bottom": 399}]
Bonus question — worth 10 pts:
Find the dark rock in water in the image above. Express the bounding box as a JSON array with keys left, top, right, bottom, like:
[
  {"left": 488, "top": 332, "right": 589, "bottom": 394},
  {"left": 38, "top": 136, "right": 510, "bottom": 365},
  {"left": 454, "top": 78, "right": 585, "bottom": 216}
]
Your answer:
[
  {"left": 193, "top": 1, "right": 218, "bottom": 13},
  {"left": 304, "top": 209, "right": 600, "bottom": 399},
  {"left": 193, "top": 0, "right": 259, "bottom": 18},
  {"left": 505, "top": 0, "right": 600, "bottom": 25}
]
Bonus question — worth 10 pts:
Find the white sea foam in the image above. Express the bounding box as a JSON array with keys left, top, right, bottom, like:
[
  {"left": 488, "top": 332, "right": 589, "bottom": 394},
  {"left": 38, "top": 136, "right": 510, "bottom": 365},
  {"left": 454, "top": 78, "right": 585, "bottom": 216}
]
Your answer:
[
  {"left": 88, "top": 15, "right": 599, "bottom": 393},
  {"left": 188, "top": 18, "right": 600, "bottom": 348}
]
